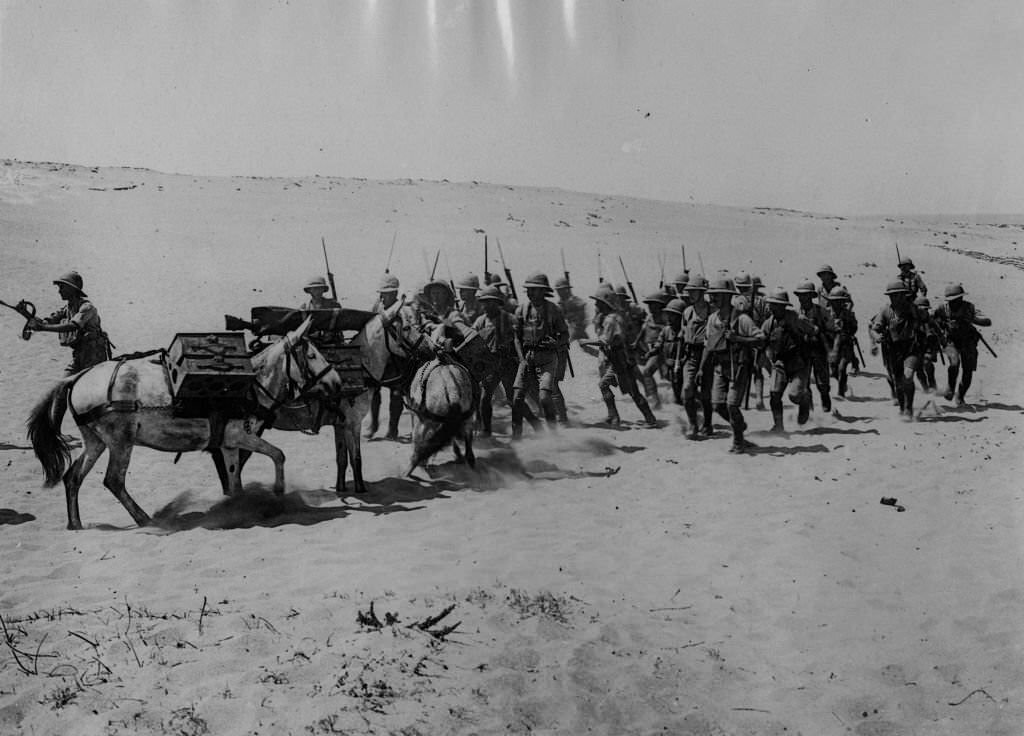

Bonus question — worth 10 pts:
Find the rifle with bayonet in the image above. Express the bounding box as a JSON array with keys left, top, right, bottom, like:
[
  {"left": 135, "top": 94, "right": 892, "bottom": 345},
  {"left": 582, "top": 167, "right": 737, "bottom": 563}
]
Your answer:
[
  {"left": 495, "top": 237, "right": 518, "bottom": 302},
  {"left": 558, "top": 248, "right": 576, "bottom": 378},
  {"left": 618, "top": 256, "right": 638, "bottom": 304},
  {"left": 321, "top": 237, "right": 338, "bottom": 302},
  {"left": 484, "top": 235, "right": 490, "bottom": 284},
  {"left": 0, "top": 299, "right": 37, "bottom": 340},
  {"left": 385, "top": 232, "right": 397, "bottom": 274}
]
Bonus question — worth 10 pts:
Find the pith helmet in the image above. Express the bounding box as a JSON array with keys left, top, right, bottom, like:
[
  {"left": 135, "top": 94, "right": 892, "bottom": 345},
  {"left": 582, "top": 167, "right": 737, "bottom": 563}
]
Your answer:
[
  {"left": 304, "top": 275, "right": 329, "bottom": 292},
  {"left": 751, "top": 275, "right": 764, "bottom": 290},
  {"left": 672, "top": 271, "right": 690, "bottom": 287},
  {"left": 487, "top": 273, "right": 504, "bottom": 286},
  {"left": 554, "top": 275, "right": 572, "bottom": 290},
  {"left": 884, "top": 280, "right": 909, "bottom": 295},
  {"left": 706, "top": 277, "right": 737, "bottom": 295},
  {"left": 816, "top": 264, "right": 836, "bottom": 277},
  {"left": 765, "top": 287, "right": 791, "bottom": 305},
  {"left": 456, "top": 273, "right": 480, "bottom": 291},
  {"left": 943, "top": 283, "right": 966, "bottom": 301},
  {"left": 684, "top": 274, "right": 709, "bottom": 291},
  {"left": 53, "top": 270, "right": 87, "bottom": 297},
  {"left": 522, "top": 271, "right": 552, "bottom": 291},
  {"left": 733, "top": 271, "right": 752, "bottom": 289},
  {"left": 663, "top": 298, "right": 686, "bottom": 316},
  {"left": 643, "top": 290, "right": 669, "bottom": 306},
  {"left": 827, "top": 285, "right": 851, "bottom": 301},
  {"left": 793, "top": 280, "right": 817, "bottom": 295},
  {"left": 478, "top": 285, "right": 504, "bottom": 302},
  {"left": 898, "top": 256, "right": 915, "bottom": 268},
  {"left": 590, "top": 283, "right": 617, "bottom": 309},
  {"left": 423, "top": 279, "right": 455, "bottom": 301},
  {"left": 377, "top": 273, "right": 400, "bottom": 293},
  {"left": 914, "top": 295, "right": 931, "bottom": 308},
  {"left": 614, "top": 284, "right": 631, "bottom": 302}
]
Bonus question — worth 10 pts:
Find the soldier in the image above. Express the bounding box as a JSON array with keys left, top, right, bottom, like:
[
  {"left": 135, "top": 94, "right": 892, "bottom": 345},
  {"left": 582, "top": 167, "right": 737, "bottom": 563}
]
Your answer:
[
  {"left": 794, "top": 280, "right": 836, "bottom": 413},
  {"left": 580, "top": 283, "right": 658, "bottom": 427},
  {"left": 369, "top": 273, "right": 405, "bottom": 440},
  {"left": 512, "top": 272, "right": 569, "bottom": 435},
  {"left": 826, "top": 285, "right": 859, "bottom": 398},
  {"left": 815, "top": 265, "right": 842, "bottom": 309},
  {"left": 735, "top": 272, "right": 768, "bottom": 410},
  {"left": 30, "top": 270, "right": 112, "bottom": 375},
  {"left": 456, "top": 273, "right": 483, "bottom": 324},
  {"left": 869, "top": 280, "right": 925, "bottom": 419},
  {"left": 554, "top": 275, "right": 589, "bottom": 341},
  {"left": 680, "top": 275, "right": 715, "bottom": 438},
  {"left": 488, "top": 273, "right": 518, "bottom": 312},
  {"left": 422, "top": 280, "right": 471, "bottom": 352},
  {"left": 932, "top": 283, "right": 992, "bottom": 406},
  {"left": 637, "top": 290, "right": 669, "bottom": 409},
  {"left": 644, "top": 297, "right": 685, "bottom": 404},
  {"left": 897, "top": 256, "right": 927, "bottom": 299},
  {"left": 701, "top": 278, "right": 765, "bottom": 452},
  {"left": 913, "top": 295, "right": 941, "bottom": 394},
  {"left": 473, "top": 286, "right": 541, "bottom": 437},
  {"left": 301, "top": 275, "right": 341, "bottom": 310},
  {"left": 760, "top": 288, "right": 814, "bottom": 432},
  {"left": 671, "top": 272, "right": 690, "bottom": 300}
]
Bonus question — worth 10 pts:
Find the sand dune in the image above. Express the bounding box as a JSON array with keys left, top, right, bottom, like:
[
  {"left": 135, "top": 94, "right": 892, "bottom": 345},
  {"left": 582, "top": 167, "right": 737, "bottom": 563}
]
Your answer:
[{"left": 1, "top": 160, "right": 1022, "bottom": 735}]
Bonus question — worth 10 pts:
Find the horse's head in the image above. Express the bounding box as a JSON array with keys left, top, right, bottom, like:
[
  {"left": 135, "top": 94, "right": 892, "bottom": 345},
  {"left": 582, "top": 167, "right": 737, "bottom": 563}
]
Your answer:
[{"left": 252, "top": 317, "right": 342, "bottom": 407}]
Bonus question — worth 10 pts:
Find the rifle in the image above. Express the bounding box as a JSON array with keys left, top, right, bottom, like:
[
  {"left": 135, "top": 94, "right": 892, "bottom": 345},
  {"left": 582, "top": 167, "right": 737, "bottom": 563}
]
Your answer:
[
  {"left": 681, "top": 244, "right": 688, "bottom": 273},
  {"left": 385, "top": 232, "right": 397, "bottom": 273},
  {"left": 484, "top": 235, "right": 490, "bottom": 284},
  {"left": 560, "top": 247, "right": 569, "bottom": 286},
  {"left": 895, "top": 239, "right": 902, "bottom": 265},
  {"left": 597, "top": 250, "right": 604, "bottom": 283},
  {"left": 321, "top": 237, "right": 338, "bottom": 302},
  {"left": 0, "top": 299, "right": 37, "bottom": 340},
  {"left": 618, "top": 256, "right": 638, "bottom": 304},
  {"left": 853, "top": 336, "right": 867, "bottom": 367},
  {"left": 698, "top": 252, "right": 706, "bottom": 276},
  {"left": 559, "top": 248, "right": 575, "bottom": 377},
  {"left": 973, "top": 327, "right": 998, "bottom": 358},
  {"left": 495, "top": 237, "right": 518, "bottom": 302},
  {"left": 429, "top": 249, "right": 441, "bottom": 280},
  {"left": 658, "top": 252, "right": 665, "bottom": 289}
]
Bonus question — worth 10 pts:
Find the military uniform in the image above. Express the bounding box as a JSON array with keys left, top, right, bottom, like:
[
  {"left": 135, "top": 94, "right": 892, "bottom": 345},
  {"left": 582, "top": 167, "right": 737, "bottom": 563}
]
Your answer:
[
  {"left": 679, "top": 276, "right": 715, "bottom": 437},
  {"left": 637, "top": 291, "right": 668, "bottom": 409},
  {"left": 870, "top": 281, "right": 926, "bottom": 418},
  {"left": 931, "top": 284, "right": 991, "bottom": 404},
  {"left": 512, "top": 273, "right": 569, "bottom": 434},
  {"left": 585, "top": 284, "right": 657, "bottom": 427},
  {"left": 37, "top": 271, "right": 111, "bottom": 375},
  {"left": 794, "top": 282, "right": 837, "bottom": 413},
  {"left": 913, "top": 296, "right": 941, "bottom": 393},
  {"left": 703, "top": 281, "right": 765, "bottom": 452},
  {"left": 897, "top": 258, "right": 927, "bottom": 299},
  {"left": 735, "top": 272, "right": 768, "bottom": 410},
  {"left": 826, "top": 285, "right": 859, "bottom": 397},
  {"left": 368, "top": 273, "right": 405, "bottom": 440},
  {"left": 645, "top": 298, "right": 685, "bottom": 404},
  {"left": 760, "top": 289, "right": 814, "bottom": 432}
]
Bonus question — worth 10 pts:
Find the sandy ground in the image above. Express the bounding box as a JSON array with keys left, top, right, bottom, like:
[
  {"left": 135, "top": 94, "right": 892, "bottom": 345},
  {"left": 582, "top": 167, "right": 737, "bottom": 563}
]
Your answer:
[{"left": 0, "top": 160, "right": 1022, "bottom": 735}]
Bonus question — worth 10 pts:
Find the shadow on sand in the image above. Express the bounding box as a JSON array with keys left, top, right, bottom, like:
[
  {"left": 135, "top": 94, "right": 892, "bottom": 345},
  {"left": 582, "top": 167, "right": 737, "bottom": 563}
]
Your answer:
[
  {"left": 0, "top": 509, "right": 36, "bottom": 525},
  {"left": 149, "top": 485, "right": 353, "bottom": 532},
  {"left": 0, "top": 442, "right": 33, "bottom": 451},
  {"left": 800, "top": 426, "right": 881, "bottom": 436},
  {"left": 741, "top": 442, "right": 831, "bottom": 456}
]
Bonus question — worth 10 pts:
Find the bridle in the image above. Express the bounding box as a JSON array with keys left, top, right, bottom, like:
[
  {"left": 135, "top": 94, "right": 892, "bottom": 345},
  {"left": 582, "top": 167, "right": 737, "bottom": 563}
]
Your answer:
[{"left": 251, "top": 336, "right": 336, "bottom": 415}]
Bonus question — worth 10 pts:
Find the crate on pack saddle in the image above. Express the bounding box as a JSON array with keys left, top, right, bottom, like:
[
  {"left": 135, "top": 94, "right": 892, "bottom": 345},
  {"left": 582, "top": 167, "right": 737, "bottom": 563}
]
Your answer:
[
  {"left": 316, "top": 340, "right": 368, "bottom": 398},
  {"left": 167, "top": 332, "right": 255, "bottom": 418}
]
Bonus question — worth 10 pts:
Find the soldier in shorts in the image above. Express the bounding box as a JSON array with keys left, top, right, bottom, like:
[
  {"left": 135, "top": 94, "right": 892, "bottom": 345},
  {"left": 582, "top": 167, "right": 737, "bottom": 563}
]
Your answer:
[
  {"left": 760, "top": 288, "right": 814, "bottom": 432},
  {"left": 680, "top": 275, "right": 714, "bottom": 438},
  {"left": 932, "top": 283, "right": 991, "bottom": 406},
  {"left": 512, "top": 272, "right": 568, "bottom": 435},
  {"left": 32, "top": 270, "right": 112, "bottom": 375},
  {"left": 870, "top": 280, "right": 926, "bottom": 420}
]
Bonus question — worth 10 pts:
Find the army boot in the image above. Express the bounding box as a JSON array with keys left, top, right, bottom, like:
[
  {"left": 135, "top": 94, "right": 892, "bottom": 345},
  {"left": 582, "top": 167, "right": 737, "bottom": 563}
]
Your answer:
[
  {"left": 603, "top": 398, "right": 621, "bottom": 427},
  {"left": 797, "top": 394, "right": 811, "bottom": 425},
  {"left": 819, "top": 387, "right": 832, "bottom": 413},
  {"left": 769, "top": 393, "right": 785, "bottom": 433},
  {"left": 634, "top": 393, "right": 658, "bottom": 427}
]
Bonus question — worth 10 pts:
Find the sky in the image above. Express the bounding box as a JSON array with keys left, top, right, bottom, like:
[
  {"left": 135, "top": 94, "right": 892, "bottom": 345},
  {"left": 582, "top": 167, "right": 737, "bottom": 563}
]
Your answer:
[{"left": 1, "top": 0, "right": 1022, "bottom": 215}]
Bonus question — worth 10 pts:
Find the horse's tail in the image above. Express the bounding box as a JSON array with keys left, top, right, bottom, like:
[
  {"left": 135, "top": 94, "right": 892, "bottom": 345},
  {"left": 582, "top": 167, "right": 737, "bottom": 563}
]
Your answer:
[
  {"left": 27, "top": 378, "right": 74, "bottom": 487},
  {"left": 409, "top": 416, "right": 462, "bottom": 472}
]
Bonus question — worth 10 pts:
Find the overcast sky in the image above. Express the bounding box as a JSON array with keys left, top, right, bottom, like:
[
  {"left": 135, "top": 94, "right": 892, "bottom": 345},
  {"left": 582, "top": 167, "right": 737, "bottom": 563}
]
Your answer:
[{"left": 1, "top": 0, "right": 1022, "bottom": 214}]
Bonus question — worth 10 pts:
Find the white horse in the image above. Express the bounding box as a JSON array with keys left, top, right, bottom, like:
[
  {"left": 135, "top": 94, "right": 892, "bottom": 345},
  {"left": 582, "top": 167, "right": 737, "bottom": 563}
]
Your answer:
[
  {"left": 28, "top": 318, "right": 340, "bottom": 530},
  {"left": 406, "top": 358, "right": 479, "bottom": 474},
  {"left": 216, "top": 299, "right": 429, "bottom": 495}
]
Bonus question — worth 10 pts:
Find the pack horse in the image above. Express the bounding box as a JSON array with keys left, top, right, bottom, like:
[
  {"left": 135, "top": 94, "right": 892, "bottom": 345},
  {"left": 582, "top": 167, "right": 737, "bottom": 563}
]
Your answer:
[{"left": 28, "top": 318, "right": 341, "bottom": 529}]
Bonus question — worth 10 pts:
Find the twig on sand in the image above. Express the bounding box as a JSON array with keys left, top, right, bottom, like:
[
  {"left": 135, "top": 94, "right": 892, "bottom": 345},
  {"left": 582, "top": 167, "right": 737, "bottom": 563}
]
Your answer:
[
  {"left": 948, "top": 688, "right": 997, "bottom": 706},
  {"left": 409, "top": 604, "right": 462, "bottom": 641},
  {"left": 732, "top": 707, "right": 771, "bottom": 714},
  {"left": 198, "top": 596, "right": 208, "bottom": 635},
  {"left": 649, "top": 606, "right": 692, "bottom": 613}
]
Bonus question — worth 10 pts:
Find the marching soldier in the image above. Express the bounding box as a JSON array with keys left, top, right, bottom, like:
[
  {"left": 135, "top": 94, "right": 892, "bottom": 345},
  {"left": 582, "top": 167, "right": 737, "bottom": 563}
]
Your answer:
[
  {"left": 422, "top": 280, "right": 471, "bottom": 353},
  {"left": 487, "top": 273, "right": 518, "bottom": 313},
  {"left": 512, "top": 272, "right": 569, "bottom": 435},
  {"left": 672, "top": 272, "right": 690, "bottom": 302},
  {"left": 554, "top": 275, "right": 589, "bottom": 341},
  {"left": 644, "top": 298, "right": 685, "bottom": 404},
  {"left": 638, "top": 291, "right": 669, "bottom": 410},
  {"left": 869, "top": 280, "right": 925, "bottom": 419},
  {"left": 456, "top": 273, "right": 484, "bottom": 324},
  {"left": 826, "top": 285, "right": 859, "bottom": 398},
  {"left": 897, "top": 256, "right": 927, "bottom": 299},
  {"left": 913, "top": 295, "right": 941, "bottom": 393},
  {"left": 680, "top": 275, "right": 715, "bottom": 439},
  {"left": 735, "top": 272, "right": 768, "bottom": 410},
  {"left": 30, "top": 270, "right": 112, "bottom": 375},
  {"left": 702, "top": 278, "right": 766, "bottom": 452},
  {"left": 794, "top": 280, "right": 836, "bottom": 413},
  {"left": 369, "top": 273, "right": 405, "bottom": 440},
  {"left": 815, "top": 265, "right": 842, "bottom": 309},
  {"left": 473, "top": 286, "right": 542, "bottom": 437},
  {"left": 760, "top": 288, "right": 814, "bottom": 432},
  {"left": 581, "top": 283, "right": 658, "bottom": 427},
  {"left": 932, "top": 283, "right": 992, "bottom": 406}
]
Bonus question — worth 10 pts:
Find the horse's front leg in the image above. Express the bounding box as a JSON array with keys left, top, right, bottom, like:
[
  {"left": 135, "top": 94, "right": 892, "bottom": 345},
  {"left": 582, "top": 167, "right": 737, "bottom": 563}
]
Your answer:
[
  {"left": 228, "top": 424, "right": 286, "bottom": 495},
  {"left": 344, "top": 419, "right": 366, "bottom": 494},
  {"left": 463, "top": 424, "right": 476, "bottom": 468},
  {"left": 218, "top": 448, "right": 242, "bottom": 496}
]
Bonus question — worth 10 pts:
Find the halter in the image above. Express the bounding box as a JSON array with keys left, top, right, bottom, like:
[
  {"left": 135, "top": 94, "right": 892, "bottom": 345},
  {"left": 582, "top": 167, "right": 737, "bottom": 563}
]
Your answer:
[
  {"left": 363, "top": 310, "right": 426, "bottom": 389},
  {"left": 251, "top": 336, "right": 336, "bottom": 416}
]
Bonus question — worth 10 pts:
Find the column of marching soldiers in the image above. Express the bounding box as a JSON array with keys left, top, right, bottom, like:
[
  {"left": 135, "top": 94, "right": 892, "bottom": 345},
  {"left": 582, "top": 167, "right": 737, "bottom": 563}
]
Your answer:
[
  {"left": 331, "top": 254, "right": 992, "bottom": 455},
  {"left": 28, "top": 254, "right": 993, "bottom": 457}
]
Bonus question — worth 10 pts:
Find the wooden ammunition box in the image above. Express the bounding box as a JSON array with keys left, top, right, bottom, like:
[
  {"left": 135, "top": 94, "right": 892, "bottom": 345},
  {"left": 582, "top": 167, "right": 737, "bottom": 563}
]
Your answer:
[
  {"left": 167, "top": 332, "right": 255, "bottom": 417},
  {"left": 316, "top": 341, "right": 368, "bottom": 397}
]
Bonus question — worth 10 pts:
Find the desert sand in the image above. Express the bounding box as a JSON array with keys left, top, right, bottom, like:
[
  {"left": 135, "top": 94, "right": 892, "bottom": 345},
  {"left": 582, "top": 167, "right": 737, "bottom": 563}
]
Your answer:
[{"left": 0, "top": 160, "right": 1022, "bottom": 735}]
